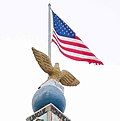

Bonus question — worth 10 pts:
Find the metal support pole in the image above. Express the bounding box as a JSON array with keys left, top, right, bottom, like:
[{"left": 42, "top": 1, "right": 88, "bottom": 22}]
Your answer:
[{"left": 48, "top": 3, "right": 51, "bottom": 60}]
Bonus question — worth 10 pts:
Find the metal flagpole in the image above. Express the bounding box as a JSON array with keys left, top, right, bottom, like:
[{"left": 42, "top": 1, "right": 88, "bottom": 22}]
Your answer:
[{"left": 48, "top": 3, "right": 51, "bottom": 60}]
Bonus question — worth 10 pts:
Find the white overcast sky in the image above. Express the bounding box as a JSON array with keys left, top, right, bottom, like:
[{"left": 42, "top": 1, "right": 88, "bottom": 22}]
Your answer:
[{"left": 0, "top": 0, "right": 120, "bottom": 121}]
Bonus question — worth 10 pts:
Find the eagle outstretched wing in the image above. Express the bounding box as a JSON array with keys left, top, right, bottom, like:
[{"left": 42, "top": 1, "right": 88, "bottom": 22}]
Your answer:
[
  {"left": 60, "top": 70, "right": 80, "bottom": 86},
  {"left": 32, "top": 47, "right": 54, "bottom": 75},
  {"left": 32, "top": 47, "right": 80, "bottom": 86}
]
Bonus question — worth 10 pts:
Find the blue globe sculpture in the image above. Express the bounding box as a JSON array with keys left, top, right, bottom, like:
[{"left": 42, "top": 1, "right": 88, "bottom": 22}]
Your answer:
[{"left": 32, "top": 80, "right": 66, "bottom": 113}]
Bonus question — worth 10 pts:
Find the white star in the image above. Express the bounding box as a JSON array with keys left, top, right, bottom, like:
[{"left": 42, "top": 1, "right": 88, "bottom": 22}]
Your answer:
[
  {"left": 72, "top": 33, "right": 74, "bottom": 36},
  {"left": 66, "top": 26, "right": 69, "bottom": 28}
]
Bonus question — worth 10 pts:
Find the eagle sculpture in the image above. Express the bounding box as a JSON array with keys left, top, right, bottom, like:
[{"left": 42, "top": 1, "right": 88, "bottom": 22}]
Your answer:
[{"left": 32, "top": 47, "right": 80, "bottom": 86}]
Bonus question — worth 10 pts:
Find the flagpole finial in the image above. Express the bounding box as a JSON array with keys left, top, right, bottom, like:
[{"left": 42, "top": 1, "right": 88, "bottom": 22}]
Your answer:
[
  {"left": 48, "top": 3, "right": 51, "bottom": 7},
  {"left": 48, "top": 3, "right": 51, "bottom": 10}
]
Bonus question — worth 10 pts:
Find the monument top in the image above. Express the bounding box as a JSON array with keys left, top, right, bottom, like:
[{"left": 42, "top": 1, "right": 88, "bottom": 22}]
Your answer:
[{"left": 26, "top": 103, "right": 71, "bottom": 121}]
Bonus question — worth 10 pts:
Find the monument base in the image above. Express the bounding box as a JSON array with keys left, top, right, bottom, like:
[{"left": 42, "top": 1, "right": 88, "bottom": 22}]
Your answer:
[{"left": 26, "top": 103, "right": 70, "bottom": 121}]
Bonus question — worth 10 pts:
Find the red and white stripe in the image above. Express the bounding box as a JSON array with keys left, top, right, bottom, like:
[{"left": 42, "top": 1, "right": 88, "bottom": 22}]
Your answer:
[{"left": 52, "top": 30, "right": 103, "bottom": 65}]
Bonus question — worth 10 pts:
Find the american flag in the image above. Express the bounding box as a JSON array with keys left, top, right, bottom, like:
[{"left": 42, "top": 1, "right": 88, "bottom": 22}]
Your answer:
[{"left": 52, "top": 11, "right": 103, "bottom": 65}]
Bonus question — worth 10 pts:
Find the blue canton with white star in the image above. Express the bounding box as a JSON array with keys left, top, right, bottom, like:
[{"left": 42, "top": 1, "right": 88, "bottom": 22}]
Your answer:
[{"left": 52, "top": 11, "right": 76, "bottom": 38}]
